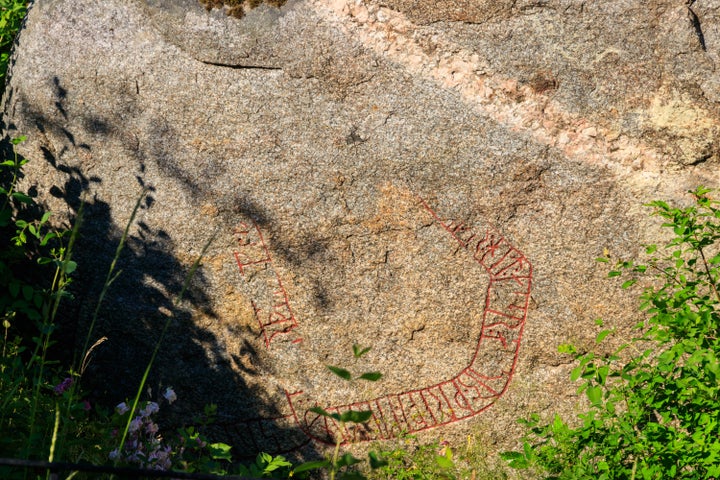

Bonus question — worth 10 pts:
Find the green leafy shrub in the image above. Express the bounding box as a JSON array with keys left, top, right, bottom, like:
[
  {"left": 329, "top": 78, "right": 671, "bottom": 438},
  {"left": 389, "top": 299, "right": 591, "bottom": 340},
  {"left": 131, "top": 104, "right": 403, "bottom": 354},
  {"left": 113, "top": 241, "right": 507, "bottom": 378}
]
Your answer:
[
  {"left": 0, "top": 137, "right": 87, "bottom": 476},
  {"left": 0, "top": 0, "right": 28, "bottom": 87},
  {"left": 365, "top": 432, "right": 508, "bottom": 480},
  {"left": 503, "top": 186, "right": 720, "bottom": 479}
]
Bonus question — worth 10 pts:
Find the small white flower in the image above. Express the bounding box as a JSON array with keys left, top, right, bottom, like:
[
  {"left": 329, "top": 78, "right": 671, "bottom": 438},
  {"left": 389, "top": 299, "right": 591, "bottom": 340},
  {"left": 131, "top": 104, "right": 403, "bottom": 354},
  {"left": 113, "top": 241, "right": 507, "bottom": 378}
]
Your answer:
[
  {"left": 162, "top": 387, "right": 177, "bottom": 404},
  {"left": 115, "top": 402, "right": 129, "bottom": 415}
]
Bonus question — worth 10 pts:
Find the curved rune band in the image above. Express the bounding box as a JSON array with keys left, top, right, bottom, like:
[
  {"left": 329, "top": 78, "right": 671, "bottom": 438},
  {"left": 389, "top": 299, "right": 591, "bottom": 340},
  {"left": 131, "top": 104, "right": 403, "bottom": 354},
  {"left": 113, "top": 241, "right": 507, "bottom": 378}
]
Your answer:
[{"left": 228, "top": 195, "right": 532, "bottom": 449}]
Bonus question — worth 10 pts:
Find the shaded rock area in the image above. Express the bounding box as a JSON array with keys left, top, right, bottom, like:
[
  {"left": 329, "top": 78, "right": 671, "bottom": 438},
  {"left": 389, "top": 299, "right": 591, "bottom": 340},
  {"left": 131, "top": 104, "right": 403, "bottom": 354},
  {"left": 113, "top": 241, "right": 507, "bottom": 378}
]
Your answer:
[{"left": 3, "top": 0, "right": 720, "bottom": 467}]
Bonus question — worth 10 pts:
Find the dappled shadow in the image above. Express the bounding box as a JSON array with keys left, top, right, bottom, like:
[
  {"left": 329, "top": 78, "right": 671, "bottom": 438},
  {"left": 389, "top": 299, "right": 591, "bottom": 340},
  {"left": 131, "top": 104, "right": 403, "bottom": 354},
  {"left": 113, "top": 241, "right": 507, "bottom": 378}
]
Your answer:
[{"left": 1, "top": 75, "right": 315, "bottom": 459}]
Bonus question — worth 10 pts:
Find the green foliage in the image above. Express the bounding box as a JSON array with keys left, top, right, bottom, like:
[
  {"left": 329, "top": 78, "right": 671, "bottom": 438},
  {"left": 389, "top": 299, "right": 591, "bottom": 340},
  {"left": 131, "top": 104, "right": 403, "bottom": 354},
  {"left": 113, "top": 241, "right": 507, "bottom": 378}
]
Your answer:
[
  {"left": 297, "top": 345, "right": 383, "bottom": 480},
  {"left": 368, "top": 441, "right": 456, "bottom": 480},
  {"left": 236, "top": 452, "right": 294, "bottom": 478},
  {"left": 0, "top": 0, "right": 27, "bottom": 89},
  {"left": 0, "top": 137, "right": 81, "bottom": 468},
  {"left": 504, "top": 186, "right": 720, "bottom": 479},
  {"left": 353, "top": 343, "right": 372, "bottom": 358},
  {"left": 367, "top": 434, "right": 507, "bottom": 480},
  {"left": 0, "top": 136, "right": 232, "bottom": 478}
]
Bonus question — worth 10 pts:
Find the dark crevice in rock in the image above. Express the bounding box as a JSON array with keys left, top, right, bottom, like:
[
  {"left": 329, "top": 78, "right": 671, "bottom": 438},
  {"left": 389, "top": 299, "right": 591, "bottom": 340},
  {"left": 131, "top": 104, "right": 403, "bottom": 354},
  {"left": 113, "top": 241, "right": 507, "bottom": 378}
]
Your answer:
[
  {"left": 687, "top": 152, "right": 713, "bottom": 166},
  {"left": 199, "top": 59, "right": 283, "bottom": 70},
  {"left": 687, "top": 1, "right": 707, "bottom": 52}
]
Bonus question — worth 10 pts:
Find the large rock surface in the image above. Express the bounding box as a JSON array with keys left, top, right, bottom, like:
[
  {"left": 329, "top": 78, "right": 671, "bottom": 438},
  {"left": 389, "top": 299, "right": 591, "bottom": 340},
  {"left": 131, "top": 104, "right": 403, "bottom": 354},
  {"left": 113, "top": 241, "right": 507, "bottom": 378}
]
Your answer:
[{"left": 4, "top": 0, "right": 720, "bottom": 467}]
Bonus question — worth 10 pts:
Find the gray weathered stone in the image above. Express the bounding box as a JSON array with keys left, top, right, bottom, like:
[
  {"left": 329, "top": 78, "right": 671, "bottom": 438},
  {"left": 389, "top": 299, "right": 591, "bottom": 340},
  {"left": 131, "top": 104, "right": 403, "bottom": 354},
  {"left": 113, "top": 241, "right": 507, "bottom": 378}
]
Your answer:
[{"left": 4, "top": 0, "right": 720, "bottom": 469}]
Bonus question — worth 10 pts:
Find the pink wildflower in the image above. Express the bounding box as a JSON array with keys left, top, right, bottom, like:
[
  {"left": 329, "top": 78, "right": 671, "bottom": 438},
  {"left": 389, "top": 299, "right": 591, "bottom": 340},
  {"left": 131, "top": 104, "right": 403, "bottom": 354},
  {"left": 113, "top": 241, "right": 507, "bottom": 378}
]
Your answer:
[
  {"left": 437, "top": 440, "right": 450, "bottom": 456},
  {"left": 129, "top": 417, "right": 143, "bottom": 433},
  {"left": 149, "top": 445, "right": 172, "bottom": 470},
  {"left": 53, "top": 377, "right": 73, "bottom": 395},
  {"left": 145, "top": 421, "right": 159, "bottom": 435},
  {"left": 140, "top": 402, "right": 159, "bottom": 417}
]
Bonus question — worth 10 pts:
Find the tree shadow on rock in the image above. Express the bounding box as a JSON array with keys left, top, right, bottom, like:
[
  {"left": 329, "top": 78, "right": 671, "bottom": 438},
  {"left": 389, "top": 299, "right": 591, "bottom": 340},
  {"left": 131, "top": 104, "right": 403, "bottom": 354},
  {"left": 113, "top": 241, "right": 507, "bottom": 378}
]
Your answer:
[{"left": 1, "top": 75, "right": 315, "bottom": 459}]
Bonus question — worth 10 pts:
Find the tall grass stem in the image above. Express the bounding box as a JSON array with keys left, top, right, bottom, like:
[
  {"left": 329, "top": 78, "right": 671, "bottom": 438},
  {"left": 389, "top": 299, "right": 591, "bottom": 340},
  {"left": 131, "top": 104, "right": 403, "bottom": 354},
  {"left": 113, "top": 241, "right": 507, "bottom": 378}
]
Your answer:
[{"left": 114, "top": 232, "right": 215, "bottom": 466}]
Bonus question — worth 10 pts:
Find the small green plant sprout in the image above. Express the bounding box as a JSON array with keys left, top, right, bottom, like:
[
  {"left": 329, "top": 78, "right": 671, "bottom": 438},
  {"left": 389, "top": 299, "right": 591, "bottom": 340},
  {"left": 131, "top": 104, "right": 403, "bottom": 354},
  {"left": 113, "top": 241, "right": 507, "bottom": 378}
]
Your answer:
[
  {"left": 503, "top": 186, "right": 720, "bottom": 479},
  {"left": 366, "top": 437, "right": 462, "bottom": 480},
  {"left": 326, "top": 344, "right": 383, "bottom": 383},
  {"left": 353, "top": 343, "right": 372, "bottom": 358},
  {"left": 236, "top": 452, "right": 294, "bottom": 478},
  {"left": 294, "top": 344, "right": 383, "bottom": 480}
]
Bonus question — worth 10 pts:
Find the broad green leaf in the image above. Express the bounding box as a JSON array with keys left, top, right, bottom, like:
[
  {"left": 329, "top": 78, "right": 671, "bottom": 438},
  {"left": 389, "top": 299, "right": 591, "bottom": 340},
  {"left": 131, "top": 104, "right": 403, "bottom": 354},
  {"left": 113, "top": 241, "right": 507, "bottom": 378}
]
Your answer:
[
  {"left": 368, "top": 451, "right": 388, "bottom": 469},
  {"left": 21, "top": 284, "right": 33, "bottom": 301},
  {"left": 596, "top": 329, "right": 613, "bottom": 344},
  {"left": 500, "top": 451, "right": 528, "bottom": 469},
  {"left": 358, "top": 372, "right": 383, "bottom": 381},
  {"left": 208, "top": 442, "right": 232, "bottom": 461},
  {"left": 596, "top": 365, "right": 609, "bottom": 385},
  {"left": 327, "top": 365, "right": 352, "bottom": 380},
  {"left": 40, "top": 232, "right": 57, "bottom": 246},
  {"left": 8, "top": 280, "right": 19, "bottom": 298},
  {"left": 309, "top": 406, "right": 341, "bottom": 421},
  {"left": 293, "top": 460, "right": 331, "bottom": 474},
  {"left": 339, "top": 410, "right": 373, "bottom": 423},
  {"left": 434, "top": 455, "right": 454, "bottom": 469},
  {"left": 336, "top": 452, "right": 362, "bottom": 467},
  {"left": 265, "top": 455, "right": 292, "bottom": 471},
  {"left": 586, "top": 385, "right": 602, "bottom": 406},
  {"left": 11, "top": 191, "right": 32, "bottom": 203},
  {"left": 63, "top": 260, "right": 77, "bottom": 275}
]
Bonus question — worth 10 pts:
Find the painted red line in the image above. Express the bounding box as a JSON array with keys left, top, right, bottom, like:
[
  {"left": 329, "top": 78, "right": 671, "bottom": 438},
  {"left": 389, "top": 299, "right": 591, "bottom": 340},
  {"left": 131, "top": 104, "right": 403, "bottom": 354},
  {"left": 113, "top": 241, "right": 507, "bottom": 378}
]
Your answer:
[{"left": 242, "top": 196, "right": 532, "bottom": 447}]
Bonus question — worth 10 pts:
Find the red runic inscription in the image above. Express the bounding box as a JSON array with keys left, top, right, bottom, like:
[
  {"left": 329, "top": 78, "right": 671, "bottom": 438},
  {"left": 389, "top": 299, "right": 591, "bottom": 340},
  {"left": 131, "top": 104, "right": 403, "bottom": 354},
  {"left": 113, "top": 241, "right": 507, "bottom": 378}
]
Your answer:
[
  {"left": 233, "top": 222, "right": 300, "bottom": 346},
  {"left": 230, "top": 196, "right": 532, "bottom": 448}
]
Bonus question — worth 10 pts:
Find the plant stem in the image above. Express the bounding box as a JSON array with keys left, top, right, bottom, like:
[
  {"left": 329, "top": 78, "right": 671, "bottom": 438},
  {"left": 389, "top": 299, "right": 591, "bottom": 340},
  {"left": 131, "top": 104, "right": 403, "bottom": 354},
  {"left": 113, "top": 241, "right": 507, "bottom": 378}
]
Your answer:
[
  {"left": 79, "top": 189, "right": 146, "bottom": 374},
  {"left": 330, "top": 422, "right": 344, "bottom": 480},
  {"left": 114, "top": 233, "right": 214, "bottom": 466},
  {"left": 697, "top": 246, "right": 720, "bottom": 304},
  {"left": 47, "top": 403, "right": 60, "bottom": 471}
]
